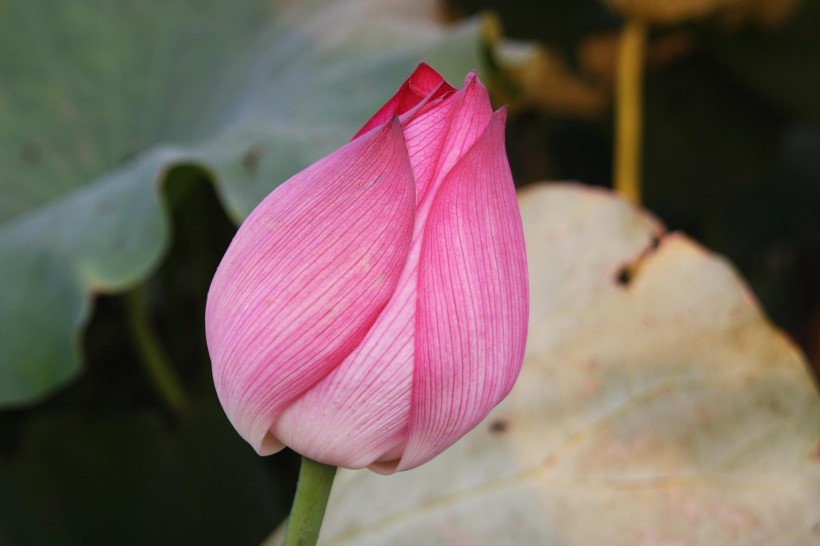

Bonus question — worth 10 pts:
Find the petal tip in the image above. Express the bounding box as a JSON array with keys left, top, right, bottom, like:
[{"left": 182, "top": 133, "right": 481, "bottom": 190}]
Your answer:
[{"left": 492, "top": 106, "right": 508, "bottom": 127}]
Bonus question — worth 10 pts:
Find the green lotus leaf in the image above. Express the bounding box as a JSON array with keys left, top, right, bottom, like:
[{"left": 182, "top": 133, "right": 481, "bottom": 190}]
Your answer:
[{"left": 0, "top": 0, "right": 482, "bottom": 406}]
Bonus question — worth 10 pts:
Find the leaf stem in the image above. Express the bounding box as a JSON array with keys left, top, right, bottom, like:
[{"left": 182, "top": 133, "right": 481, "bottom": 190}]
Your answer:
[
  {"left": 282, "top": 457, "right": 337, "bottom": 546},
  {"left": 125, "top": 286, "right": 188, "bottom": 414},
  {"left": 614, "top": 17, "right": 647, "bottom": 205}
]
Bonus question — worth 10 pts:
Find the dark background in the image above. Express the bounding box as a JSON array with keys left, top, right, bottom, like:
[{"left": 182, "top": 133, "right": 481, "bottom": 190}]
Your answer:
[{"left": 1, "top": 1, "right": 817, "bottom": 544}]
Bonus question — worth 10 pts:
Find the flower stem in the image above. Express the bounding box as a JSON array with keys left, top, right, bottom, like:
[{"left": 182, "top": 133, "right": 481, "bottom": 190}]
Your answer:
[
  {"left": 282, "top": 457, "right": 338, "bottom": 546},
  {"left": 125, "top": 286, "right": 188, "bottom": 414},
  {"left": 614, "top": 17, "right": 647, "bottom": 205}
]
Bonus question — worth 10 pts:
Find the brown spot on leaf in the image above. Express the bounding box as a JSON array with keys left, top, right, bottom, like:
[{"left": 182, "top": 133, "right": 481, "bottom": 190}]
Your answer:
[
  {"left": 20, "top": 142, "right": 41, "bottom": 164},
  {"left": 616, "top": 265, "right": 634, "bottom": 286},
  {"left": 242, "top": 144, "right": 265, "bottom": 174},
  {"left": 489, "top": 418, "right": 509, "bottom": 434}
]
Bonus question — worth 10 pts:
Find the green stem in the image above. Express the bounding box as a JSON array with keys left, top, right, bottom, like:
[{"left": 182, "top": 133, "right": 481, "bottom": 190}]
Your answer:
[
  {"left": 614, "top": 17, "right": 647, "bottom": 205},
  {"left": 125, "top": 286, "right": 188, "bottom": 414},
  {"left": 282, "top": 457, "right": 338, "bottom": 546}
]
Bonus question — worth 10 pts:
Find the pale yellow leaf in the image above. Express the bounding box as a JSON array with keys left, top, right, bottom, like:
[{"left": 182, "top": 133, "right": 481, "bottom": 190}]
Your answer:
[{"left": 309, "top": 183, "right": 820, "bottom": 546}]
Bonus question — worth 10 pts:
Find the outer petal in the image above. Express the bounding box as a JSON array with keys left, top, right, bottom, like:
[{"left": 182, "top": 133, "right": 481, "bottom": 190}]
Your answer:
[
  {"left": 272, "top": 73, "right": 496, "bottom": 472},
  {"left": 402, "top": 72, "right": 493, "bottom": 206},
  {"left": 273, "top": 275, "right": 416, "bottom": 469},
  {"left": 398, "top": 109, "right": 529, "bottom": 471},
  {"left": 353, "top": 63, "right": 455, "bottom": 139},
  {"left": 206, "top": 118, "right": 415, "bottom": 455}
]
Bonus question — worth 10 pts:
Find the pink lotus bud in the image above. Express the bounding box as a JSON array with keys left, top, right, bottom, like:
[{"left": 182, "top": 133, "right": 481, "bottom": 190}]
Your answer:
[{"left": 206, "top": 64, "right": 528, "bottom": 473}]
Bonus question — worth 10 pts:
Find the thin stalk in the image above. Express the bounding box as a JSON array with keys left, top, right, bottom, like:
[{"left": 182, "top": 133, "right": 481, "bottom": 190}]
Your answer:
[
  {"left": 125, "top": 286, "right": 188, "bottom": 414},
  {"left": 614, "top": 17, "right": 648, "bottom": 205},
  {"left": 282, "top": 457, "right": 338, "bottom": 546}
]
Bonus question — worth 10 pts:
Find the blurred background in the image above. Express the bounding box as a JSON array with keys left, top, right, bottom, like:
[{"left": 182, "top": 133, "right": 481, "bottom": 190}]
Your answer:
[
  {"left": 0, "top": 0, "right": 817, "bottom": 544},
  {"left": 455, "top": 0, "right": 820, "bottom": 370}
]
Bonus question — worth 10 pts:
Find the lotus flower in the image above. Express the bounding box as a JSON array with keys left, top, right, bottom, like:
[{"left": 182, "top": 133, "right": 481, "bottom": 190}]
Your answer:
[{"left": 206, "top": 64, "right": 528, "bottom": 473}]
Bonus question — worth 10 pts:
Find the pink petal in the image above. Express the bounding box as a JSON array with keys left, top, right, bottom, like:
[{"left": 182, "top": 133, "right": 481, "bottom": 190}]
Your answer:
[
  {"left": 398, "top": 109, "right": 529, "bottom": 471},
  {"left": 270, "top": 76, "right": 498, "bottom": 471},
  {"left": 353, "top": 63, "right": 456, "bottom": 139},
  {"left": 205, "top": 118, "right": 415, "bottom": 455},
  {"left": 273, "top": 277, "right": 416, "bottom": 469},
  {"left": 402, "top": 71, "right": 494, "bottom": 207}
]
